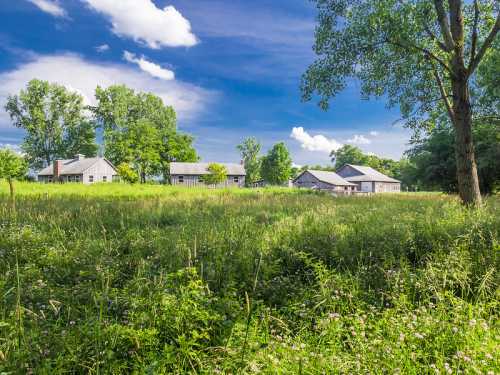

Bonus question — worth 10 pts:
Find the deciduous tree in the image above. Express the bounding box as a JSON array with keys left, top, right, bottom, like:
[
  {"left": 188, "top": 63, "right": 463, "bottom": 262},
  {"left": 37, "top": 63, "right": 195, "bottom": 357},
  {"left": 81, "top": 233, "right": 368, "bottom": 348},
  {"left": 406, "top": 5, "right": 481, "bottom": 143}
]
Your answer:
[
  {"left": 203, "top": 163, "right": 227, "bottom": 185},
  {"left": 5, "top": 79, "right": 97, "bottom": 168},
  {"left": 302, "top": 0, "right": 500, "bottom": 205},
  {"left": 237, "top": 137, "right": 262, "bottom": 186},
  {"left": 0, "top": 148, "right": 28, "bottom": 200},
  {"left": 261, "top": 142, "right": 292, "bottom": 185}
]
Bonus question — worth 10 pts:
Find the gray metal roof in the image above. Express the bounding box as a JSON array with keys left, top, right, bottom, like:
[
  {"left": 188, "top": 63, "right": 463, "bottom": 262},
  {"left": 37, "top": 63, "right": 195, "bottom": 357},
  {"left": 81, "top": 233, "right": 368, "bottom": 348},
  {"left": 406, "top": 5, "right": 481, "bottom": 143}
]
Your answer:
[
  {"left": 299, "top": 170, "right": 356, "bottom": 186},
  {"left": 341, "top": 164, "right": 400, "bottom": 183},
  {"left": 38, "top": 157, "right": 115, "bottom": 176},
  {"left": 170, "top": 162, "right": 246, "bottom": 176}
]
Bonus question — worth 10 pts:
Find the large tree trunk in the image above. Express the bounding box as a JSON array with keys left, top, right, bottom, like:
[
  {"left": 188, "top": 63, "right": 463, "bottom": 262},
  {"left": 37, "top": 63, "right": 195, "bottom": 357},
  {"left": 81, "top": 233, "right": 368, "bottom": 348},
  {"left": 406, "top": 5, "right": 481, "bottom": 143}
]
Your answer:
[{"left": 451, "top": 77, "right": 482, "bottom": 206}]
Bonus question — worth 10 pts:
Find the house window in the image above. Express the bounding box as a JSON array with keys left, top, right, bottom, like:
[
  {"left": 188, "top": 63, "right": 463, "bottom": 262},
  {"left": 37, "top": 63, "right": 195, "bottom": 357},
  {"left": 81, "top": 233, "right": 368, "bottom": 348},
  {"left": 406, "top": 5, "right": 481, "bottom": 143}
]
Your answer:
[
  {"left": 68, "top": 175, "right": 73, "bottom": 182},
  {"left": 344, "top": 186, "right": 348, "bottom": 190},
  {"left": 103, "top": 176, "right": 107, "bottom": 182},
  {"left": 89, "top": 175, "right": 94, "bottom": 183},
  {"left": 75, "top": 175, "right": 80, "bottom": 183},
  {"left": 48, "top": 176, "right": 53, "bottom": 183},
  {"left": 233, "top": 176, "right": 239, "bottom": 183},
  {"left": 198, "top": 176, "right": 204, "bottom": 183},
  {"left": 178, "top": 175, "right": 184, "bottom": 183}
]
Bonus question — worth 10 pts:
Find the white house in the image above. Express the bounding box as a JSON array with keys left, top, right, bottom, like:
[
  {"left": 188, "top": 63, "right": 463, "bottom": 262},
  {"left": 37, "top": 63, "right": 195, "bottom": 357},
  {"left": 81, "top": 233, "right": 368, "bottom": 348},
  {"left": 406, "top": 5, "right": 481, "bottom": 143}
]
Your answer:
[{"left": 37, "top": 154, "right": 118, "bottom": 184}]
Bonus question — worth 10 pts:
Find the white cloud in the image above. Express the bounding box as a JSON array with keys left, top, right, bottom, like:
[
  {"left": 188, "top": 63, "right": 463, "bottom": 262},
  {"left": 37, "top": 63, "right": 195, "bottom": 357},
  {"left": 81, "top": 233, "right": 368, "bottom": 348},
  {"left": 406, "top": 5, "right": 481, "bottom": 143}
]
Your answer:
[
  {"left": 290, "top": 127, "right": 343, "bottom": 154},
  {"left": 83, "top": 0, "right": 198, "bottom": 48},
  {"left": 95, "top": 44, "right": 110, "bottom": 53},
  {"left": 123, "top": 51, "right": 174, "bottom": 81},
  {"left": 0, "top": 53, "right": 214, "bottom": 128},
  {"left": 346, "top": 134, "right": 372, "bottom": 145},
  {"left": 369, "top": 131, "right": 379, "bottom": 136},
  {"left": 27, "top": 0, "right": 67, "bottom": 17}
]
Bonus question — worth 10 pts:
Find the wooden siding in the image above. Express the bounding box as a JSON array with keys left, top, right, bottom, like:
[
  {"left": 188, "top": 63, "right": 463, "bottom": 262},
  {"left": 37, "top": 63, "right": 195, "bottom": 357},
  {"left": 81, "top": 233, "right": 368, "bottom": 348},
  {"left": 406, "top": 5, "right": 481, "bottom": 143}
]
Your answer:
[
  {"left": 293, "top": 171, "right": 356, "bottom": 193},
  {"left": 82, "top": 159, "right": 117, "bottom": 184},
  {"left": 171, "top": 174, "right": 245, "bottom": 188},
  {"left": 374, "top": 182, "right": 401, "bottom": 193}
]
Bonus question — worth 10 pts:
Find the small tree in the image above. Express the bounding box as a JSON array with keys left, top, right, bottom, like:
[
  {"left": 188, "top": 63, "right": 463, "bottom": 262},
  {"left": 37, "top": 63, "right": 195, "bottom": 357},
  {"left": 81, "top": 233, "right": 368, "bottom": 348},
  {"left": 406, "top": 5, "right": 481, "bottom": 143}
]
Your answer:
[
  {"left": 237, "top": 137, "right": 262, "bottom": 186},
  {"left": 116, "top": 163, "right": 139, "bottom": 184},
  {"left": 261, "top": 142, "right": 292, "bottom": 185},
  {"left": 0, "top": 149, "right": 28, "bottom": 200},
  {"left": 203, "top": 163, "right": 227, "bottom": 185}
]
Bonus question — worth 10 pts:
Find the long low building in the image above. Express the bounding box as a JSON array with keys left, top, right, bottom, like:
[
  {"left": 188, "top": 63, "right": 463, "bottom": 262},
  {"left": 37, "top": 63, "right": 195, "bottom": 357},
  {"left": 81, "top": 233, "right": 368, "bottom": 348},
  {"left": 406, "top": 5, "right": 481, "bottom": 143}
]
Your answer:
[
  {"left": 293, "top": 170, "right": 357, "bottom": 193},
  {"left": 170, "top": 162, "right": 246, "bottom": 187},
  {"left": 336, "top": 164, "right": 401, "bottom": 193},
  {"left": 37, "top": 154, "right": 118, "bottom": 184}
]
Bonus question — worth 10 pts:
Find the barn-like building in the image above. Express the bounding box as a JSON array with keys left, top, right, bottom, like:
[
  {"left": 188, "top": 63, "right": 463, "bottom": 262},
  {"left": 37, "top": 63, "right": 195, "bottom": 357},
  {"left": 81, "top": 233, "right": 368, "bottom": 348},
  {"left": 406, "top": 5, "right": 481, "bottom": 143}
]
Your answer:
[
  {"left": 293, "top": 170, "right": 357, "bottom": 193},
  {"left": 336, "top": 164, "right": 401, "bottom": 193},
  {"left": 170, "top": 162, "right": 246, "bottom": 188}
]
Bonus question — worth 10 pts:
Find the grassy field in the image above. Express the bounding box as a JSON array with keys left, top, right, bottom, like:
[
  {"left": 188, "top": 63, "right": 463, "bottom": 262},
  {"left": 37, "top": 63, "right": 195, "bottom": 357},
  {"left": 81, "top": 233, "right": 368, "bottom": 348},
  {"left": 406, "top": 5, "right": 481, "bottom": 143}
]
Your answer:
[{"left": 0, "top": 182, "right": 498, "bottom": 374}]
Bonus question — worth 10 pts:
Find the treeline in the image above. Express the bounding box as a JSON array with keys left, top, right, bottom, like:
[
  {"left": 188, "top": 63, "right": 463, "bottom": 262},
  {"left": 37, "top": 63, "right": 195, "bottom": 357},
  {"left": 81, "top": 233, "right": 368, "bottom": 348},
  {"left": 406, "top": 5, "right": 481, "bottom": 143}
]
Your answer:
[
  {"left": 298, "top": 124, "right": 499, "bottom": 194},
  {"left": 4, "top": 79, "right": 198, "bottom": 183}
]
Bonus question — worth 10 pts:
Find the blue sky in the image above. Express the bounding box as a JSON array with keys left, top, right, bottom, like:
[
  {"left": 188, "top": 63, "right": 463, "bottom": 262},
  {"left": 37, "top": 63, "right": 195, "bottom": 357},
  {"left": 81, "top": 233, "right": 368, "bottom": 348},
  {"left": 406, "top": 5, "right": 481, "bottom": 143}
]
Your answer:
[{"left": 0, "top": 0, "right": 411, "bottom": 165}]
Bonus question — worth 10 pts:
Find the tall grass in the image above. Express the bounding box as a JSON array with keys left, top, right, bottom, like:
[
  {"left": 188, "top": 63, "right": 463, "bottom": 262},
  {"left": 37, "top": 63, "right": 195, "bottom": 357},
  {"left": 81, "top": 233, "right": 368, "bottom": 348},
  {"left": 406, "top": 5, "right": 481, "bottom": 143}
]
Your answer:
[{"left": 0, "top": 182, "right": 498, "bottom": 373}]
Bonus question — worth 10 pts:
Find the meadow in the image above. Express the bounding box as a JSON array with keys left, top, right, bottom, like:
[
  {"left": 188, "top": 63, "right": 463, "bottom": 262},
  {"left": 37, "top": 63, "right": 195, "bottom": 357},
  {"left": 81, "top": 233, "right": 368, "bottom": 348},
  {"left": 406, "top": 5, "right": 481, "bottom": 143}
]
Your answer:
[{"left": 0, "top": 182, "right": 498, "bottom": 374}]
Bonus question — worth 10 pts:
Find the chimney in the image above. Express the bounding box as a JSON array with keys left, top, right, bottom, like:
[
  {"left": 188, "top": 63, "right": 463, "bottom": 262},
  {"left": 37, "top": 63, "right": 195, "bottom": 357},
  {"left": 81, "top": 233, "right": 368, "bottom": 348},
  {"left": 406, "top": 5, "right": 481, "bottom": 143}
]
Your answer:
[
  {"left": 53, "top": 160, "right": 62, "bottom": 181},
  {"left": 75, "top": 154, "right": 85, "bottom": 161}
]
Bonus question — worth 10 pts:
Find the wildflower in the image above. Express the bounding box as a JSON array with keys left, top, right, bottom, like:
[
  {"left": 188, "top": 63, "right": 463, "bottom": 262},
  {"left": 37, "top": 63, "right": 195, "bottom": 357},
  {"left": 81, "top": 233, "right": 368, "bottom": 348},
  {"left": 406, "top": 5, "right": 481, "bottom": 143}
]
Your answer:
[
  {"left": 468, "top": 319, "right": 476, "bottom": 327},
  {"left": 452, "top": 327, "right": 458, "bottom": 333},
  {"left": 399, "top": 333, "right": 405, "bottom": 342},
  {"left": 480, "top": 321, "right": 488, "bottom": 330},
  {"left": 485, "top": 353, "right": 493, "bottom": 360},
  {"left": 414, "top": 332, "right": 424, "bottom": 339},
  {"left": 69, "top": 320, "right": 76, "bottom": 326}
]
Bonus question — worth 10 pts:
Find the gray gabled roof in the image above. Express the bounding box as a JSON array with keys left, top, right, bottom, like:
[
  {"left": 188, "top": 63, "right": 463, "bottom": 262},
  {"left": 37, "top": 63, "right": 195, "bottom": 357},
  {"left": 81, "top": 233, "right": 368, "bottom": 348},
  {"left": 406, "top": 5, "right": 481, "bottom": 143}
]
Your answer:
[
  {"left": 295, "top": 170, "right": 356, "bottom": 186},
  {"left": 38, "top": 157, "right": 116, "bottom": 176},
  {"left": 339, "top": 164, "right": 400, "bottom": 183},
  {"left": 170, "top": 162, "right": 246, "bottom": 176}
]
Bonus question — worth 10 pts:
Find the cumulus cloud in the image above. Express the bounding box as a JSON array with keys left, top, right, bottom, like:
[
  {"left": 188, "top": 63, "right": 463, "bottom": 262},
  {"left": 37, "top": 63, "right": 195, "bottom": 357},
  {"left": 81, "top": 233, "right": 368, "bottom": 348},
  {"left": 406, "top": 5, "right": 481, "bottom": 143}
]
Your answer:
[
  {"left": 290, "top": 127, "right": 343, "bottom": 154},
  {"left": 83, "top": 0, "right": 198, "bottom": 48},
  {"left": 346, "top": 134, "right": 372, "bottom": 145},
  {"left": 95, "top": 44, "right": 110, "bottom": 53},
  {"left": 0, "top": 53, "right": 214, "bottom": 128},
  {"left": 369, "top": 131, "right": 379, "bottom": 136},
  {"left": 27, "top": 0, "right": 67, "bottom": 17},
  {"left": 123, "top": 51, "right": 174, "bottom": 81}
]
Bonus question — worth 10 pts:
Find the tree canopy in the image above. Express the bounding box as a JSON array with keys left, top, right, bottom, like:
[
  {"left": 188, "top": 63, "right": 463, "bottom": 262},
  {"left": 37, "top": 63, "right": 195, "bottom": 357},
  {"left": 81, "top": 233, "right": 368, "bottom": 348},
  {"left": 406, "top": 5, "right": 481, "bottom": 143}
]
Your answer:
[
  {"left": 261, "top": 142, "right": 292, "bottom": 185},
  {"left": 5, "top": 79, "right": 98, "bottom": 167},
  {"left": 203, "top": 163, "right": 227, "bottom": 185},
  {"left": 302, "top": 0, "right": 500, "bottom": 205},
  {"left": 91, "top": 85, "right": 197, "bottom": 183},
  {"left": 237, "top": 137, "right": 262, "bottom": 186},
  {"left": 0, "top": 148, "right": 28, "bottom": 199}
]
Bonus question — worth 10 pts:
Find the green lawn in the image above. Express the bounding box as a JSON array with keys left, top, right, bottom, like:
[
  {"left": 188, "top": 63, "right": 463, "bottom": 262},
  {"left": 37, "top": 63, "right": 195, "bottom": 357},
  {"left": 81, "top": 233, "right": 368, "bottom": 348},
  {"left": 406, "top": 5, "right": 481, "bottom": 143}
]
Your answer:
[{"left": 0, "top": 182, "right": 498, "bottom": 373}]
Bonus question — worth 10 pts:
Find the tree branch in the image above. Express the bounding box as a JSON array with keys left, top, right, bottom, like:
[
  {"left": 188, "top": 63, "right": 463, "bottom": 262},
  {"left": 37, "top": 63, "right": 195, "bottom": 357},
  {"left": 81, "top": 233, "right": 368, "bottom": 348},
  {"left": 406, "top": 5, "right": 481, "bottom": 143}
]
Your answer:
[
  {"left": 424, "top": 23, "right": 450, "bottom": 52},
  {"left": 468, "top": 11, "right": 500, "bottom": 76},
  {"left": 433, "top": 0, "right": 455, "bottom": 51},
  {"left": 427, "top": 56, "right": 455, "bottom": 122},
  {"left": 386, "top": 38, "right": 454, "bottom": 75},
  {"left": 468, "top": 0, "right": 480, "bottom": 68}
]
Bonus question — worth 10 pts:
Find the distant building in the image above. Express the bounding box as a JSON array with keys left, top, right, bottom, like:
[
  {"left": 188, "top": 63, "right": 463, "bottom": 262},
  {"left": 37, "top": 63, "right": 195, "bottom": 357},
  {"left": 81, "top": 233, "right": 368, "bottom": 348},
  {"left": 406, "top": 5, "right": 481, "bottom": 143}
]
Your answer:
[
  {"left": 293, "top": 170, "right": 357, "bottom": 193},
  {"left": 336, "top": 164, "right": 401, "bottom": 193},
  {"left": 170, "top": 162, "right": 246, "bottom": 188},
  {"left": 37, "top": 154, "right": 118, "bottom": 184}
]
